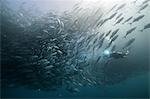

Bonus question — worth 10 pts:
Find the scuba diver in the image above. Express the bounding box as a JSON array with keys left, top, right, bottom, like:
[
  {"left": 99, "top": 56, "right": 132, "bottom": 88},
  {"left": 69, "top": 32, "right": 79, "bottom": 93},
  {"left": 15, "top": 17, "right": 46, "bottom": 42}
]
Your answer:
[
  {"left": 103, "top": 50, "right": 129, "bottom": 66},
  {"left": 103, "top": 50, "right": 129, "bottom": 59},
  {"left": 109, "top": 51, "right": 129, "bottom": 59}
]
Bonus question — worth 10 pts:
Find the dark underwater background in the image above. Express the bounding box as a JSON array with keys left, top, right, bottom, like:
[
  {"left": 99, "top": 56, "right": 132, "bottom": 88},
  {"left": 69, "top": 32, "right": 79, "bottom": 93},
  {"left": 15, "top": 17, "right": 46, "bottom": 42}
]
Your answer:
[{"left": 1, "top": 0, "right": 150, "bottom": 98}]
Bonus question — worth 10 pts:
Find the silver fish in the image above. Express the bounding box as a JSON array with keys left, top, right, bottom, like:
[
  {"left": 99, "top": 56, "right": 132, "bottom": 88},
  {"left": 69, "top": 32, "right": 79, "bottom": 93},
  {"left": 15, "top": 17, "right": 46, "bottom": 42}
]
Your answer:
[
  {"left": 138, "top": 4, "right": 149, "bottom": 13},
  {"left": 99, "top": 33, "right": 105, "bottom": 40},
  {"left": 38, "top": 59, "right": 48, "bottom": 63},
  {"left": 86, "top": 34, "right": 95, "bottom": 41},
  {"left": 116, "top": 3, "right": 126, "bottom": 11},
  {"left": 94, "top": 7, "right": 102, "bottom": 15},
  {"left": 86, "top": 38, "right": 93, "bottom": 47},
  {"left": 107, "top": 35, "right": 119, "bottom": 49},
  {"left": 130, "top": 15, "right": 145, "bottom": 25},
  {"left": 108, "top": 12, "right": 118, "bottom": 20},
  {"left": 95, "top": 56, "right": 101, "bottom": 64},
  {"left": 78, "top": 82, "right": 83, "bottom": 87},
  {"left": 13, "top": 56, "right": 23, "bottom": 59},
  {"left": 98, "top": 37, "right": 105, "bottom": 49},
  {"left": 110, "top": 29, "right": 119, "bottom": 39},
  {"left": 105, "top": 30, "right": 112, "bottom": 37},
  {"left": 36, "top": 36, "right": 42, "bottom": 39},
  {"left": 53, "top": 45, "right": 59, "bottom": 49},
  {"left": 122, "top": 16, "right": 133, "bottom": 24},
  {"left": 123, "top": 38, "right": 135, "bottom": 49},
  {"left": 116, "top": 13, "right": 123, "bottom": 20},
  {"left": 100, "top": 18, "right": 109, "bottom": 26},
  {"left": 74, "top": 7, "right": 83, "bottom": 15},
  {"left": 72, "top": 2, "right": 80, "bottom": 10},
  {"left": 87, "top": 44, "right": 92, "bottom": 50},
  {"left": 142, "top": 0, "right": 150, "bottom": 5},
  {"left": 95, "top": 15, "right": 103, "bottom": 27},
  {"left": 124, "top": 27, "right": 137, "bottom": 38},
  {"left": 106, "top": 41, "right": 113, "bottom": 49},
  {"left": 96, "top": 19, "right": 104, "bottom": 27},
  {"left": 44, "top": 65, "right": 54, "bottom": 70},
  {"left": 70, "top": 19, "right": 78, "bottom": 27},
  {"left": 111, "top": 35, "right": 119, "bottom": 42},
  {"left": 93, "top": 37, "right": 98, "bottom": 44},
  {"left": 86, "top": 78, "right": 92, "bottom": 83},
  {"left": 31, "top": 55, "right": 38, "bottom": 60},
  {"left": 114, "top": 17, "right": 124, "bottom": 25},
  {"left": 42, "top": 61, "right": 50, "bottom": 66},
  {"left": 57, "top": 50, "right": 63, "bottom": 54},
  {"left": 107, "top": 4, "right": 118, "bottom": 14},
  {"left": 140, "top": 23, "right": 150, "bottom": 32},
  {"left": 72, "top": 6, "right": 80, "bottom": 12}
]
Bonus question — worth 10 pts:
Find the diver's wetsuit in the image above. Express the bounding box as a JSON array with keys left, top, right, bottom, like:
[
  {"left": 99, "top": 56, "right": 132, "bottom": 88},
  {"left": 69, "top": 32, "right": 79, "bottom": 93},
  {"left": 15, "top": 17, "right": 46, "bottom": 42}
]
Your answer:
[{"left": 109, "top": 51, "right": 128, "bottom": 59}]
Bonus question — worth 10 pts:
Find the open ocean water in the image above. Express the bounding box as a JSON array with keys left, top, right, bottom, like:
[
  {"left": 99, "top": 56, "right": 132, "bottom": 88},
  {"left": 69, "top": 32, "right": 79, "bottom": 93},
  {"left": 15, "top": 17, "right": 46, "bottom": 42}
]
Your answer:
[{"left": 1, "top": 0, "right": 150, "bottom": 98}]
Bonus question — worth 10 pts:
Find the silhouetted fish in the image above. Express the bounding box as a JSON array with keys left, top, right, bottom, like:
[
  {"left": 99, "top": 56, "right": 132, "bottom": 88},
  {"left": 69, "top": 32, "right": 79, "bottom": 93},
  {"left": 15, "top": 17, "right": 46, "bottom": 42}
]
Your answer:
[
  {"left": 96, "top": 19, "right": 103, "bottom": 27},
  {"left": 111, "top": 35, "right": 119, "bottom": 42},
  {"left": 116, "top": 3, "right": 126, "bottom": 11},
  {"left": 95, "top": 56, "right": 101, "bottom": 65},
  {"left": 123, "top": 38, "right": 136, "bottom": 49},
  {"left": 106, "top": 40, "right": 113, "bottom": 49},
  {"left": 105, "top": 30, "right": 112, "bottom": 37},
  {"left": 107, "top": 4, "right": 118, "bottom": 14},
  {"left": 124, "top": 27, "right": 137, "bottom": 38},
  {"left": 98, "top": 37, "right": 105, "bottom": 49},
  {"left": 142, "top": 0, "right": 150, "bottom": 5},
  {"left": 122, "top": 16, "right": 133, "bottom": 24},
  {"left": 114, "top": 17, "right": 124, "bottom": 25},
  {"left": 138, "top": 4, "right": 149, "bottom": 13},
  {"left": 100, "top": 18, "right": 109, "bottom": 26},
  {"left": 116, "top": 13, "right": 123, "bottom": 20},
  {"left": 93, "top": 37, "right": 98, "bottom": 44},
  {"left": 94, "top": 7, "right": 101, "bottom": 15},
  {"left": 140, "top": 23, "right": 150, "bottom": 32},
  {"left": 110, "top": 29, "right": 119, "bottom": 39},
  {"left": 108, "top": 12, "right": 117, "bottom": 20},
  {"left": 99, "top": 33, "right": 105, "bottom": 40},
  {"left": 108, "top": 35, "right": 119, "bottom": 48},
  {"left": 130, "top": 15, "right": 145, "bottom": 25}
]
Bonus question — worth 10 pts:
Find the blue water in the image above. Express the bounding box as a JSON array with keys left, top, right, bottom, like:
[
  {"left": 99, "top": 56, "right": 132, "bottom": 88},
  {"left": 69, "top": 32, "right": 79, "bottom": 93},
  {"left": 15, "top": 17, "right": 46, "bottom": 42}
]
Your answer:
[
  {"left": 1, "top": 0, "right": 150, "bottom": 98},
  {"left": 2, "top": 72, "right": 149, "bottom": 98}
]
